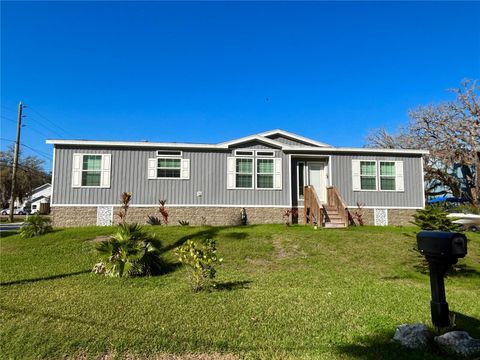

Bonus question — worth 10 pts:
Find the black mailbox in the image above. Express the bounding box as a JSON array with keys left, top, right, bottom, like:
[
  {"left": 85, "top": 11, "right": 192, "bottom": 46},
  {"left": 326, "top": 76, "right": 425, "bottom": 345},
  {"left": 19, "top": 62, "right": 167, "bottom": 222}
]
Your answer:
[
  {"left": 416, "top": 231, "right": 468, "bottom": 328},
  {"left": 417, "top": 231, "right": 467, "bottom": 260}
]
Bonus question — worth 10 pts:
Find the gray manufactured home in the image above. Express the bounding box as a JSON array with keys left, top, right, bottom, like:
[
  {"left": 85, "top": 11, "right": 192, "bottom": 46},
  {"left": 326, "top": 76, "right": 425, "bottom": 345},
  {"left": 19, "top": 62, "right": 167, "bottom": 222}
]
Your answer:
[{"left": 46, "top": 129, "right": 427, "bottom": 227}]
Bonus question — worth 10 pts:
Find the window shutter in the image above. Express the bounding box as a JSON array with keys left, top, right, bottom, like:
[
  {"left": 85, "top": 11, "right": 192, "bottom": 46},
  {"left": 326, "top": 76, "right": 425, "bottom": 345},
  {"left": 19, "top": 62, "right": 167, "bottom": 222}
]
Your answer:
[
  {"left": 227, "top": 157, "right": 235, "bottom": 189},
  {"left": 181, "top": 159, "right": 190, "bottom": 179},
  {"left": 274, "top": 158, "right": 282, "bottom": 189},
  {"left": 395, "top": 161, "right": 404, "bottom": 191},
  {"left": 352, "top": 159, "right": 361, "bottom": 191},
  {"left": 148, "top": 158, "right": 157, "bottom": 179},
  {"left": 101, "top": 154, "right": 111, "bottom": 187},
  {"left": 72, "top": 154, "right": 82, "bottom": 187}
]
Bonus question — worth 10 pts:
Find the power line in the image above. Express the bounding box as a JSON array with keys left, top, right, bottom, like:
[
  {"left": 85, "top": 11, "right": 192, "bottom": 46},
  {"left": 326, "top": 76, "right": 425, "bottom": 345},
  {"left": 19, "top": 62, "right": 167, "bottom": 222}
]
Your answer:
[
  {"left": 26, "top": 106, "right": 76, "bottom": 138},
  {"left": 23, "top": 114, "right": 67, "bottom": 139},
  {"left": 0, "top": 138, "right": 52, "bottom": 161},
  {"left": 1, "top": 115, "right": 18, "bottom": 124}
]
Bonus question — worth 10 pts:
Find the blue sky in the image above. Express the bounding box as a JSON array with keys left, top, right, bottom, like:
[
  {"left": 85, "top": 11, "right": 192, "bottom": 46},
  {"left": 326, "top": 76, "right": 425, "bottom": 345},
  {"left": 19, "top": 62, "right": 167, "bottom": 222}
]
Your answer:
[{"left": 1, "top": 1, "right": 479, "bottom": 171}]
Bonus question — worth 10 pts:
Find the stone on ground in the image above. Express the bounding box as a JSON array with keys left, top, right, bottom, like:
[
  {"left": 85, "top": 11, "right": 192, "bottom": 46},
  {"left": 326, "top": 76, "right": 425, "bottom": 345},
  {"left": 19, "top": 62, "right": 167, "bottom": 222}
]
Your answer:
[
  {"left": 392, "top": 323, "right": 433, "bottom": 349},
  {"left": 434, "top": 331, "right": 480, "bottom": 357}
]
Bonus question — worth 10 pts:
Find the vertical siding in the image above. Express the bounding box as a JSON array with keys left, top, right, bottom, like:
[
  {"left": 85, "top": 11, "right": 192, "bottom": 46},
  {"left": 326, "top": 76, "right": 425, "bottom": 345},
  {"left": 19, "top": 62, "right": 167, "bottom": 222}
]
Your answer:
[
  {"left": 268, "top": 134, "right": 318, "bottom": 147},
  {"left": 53, "top": 145, "right": 290, "bottom": 206},
  {"left": 290, "top": 154, "right": 424, "bottom": 208}
]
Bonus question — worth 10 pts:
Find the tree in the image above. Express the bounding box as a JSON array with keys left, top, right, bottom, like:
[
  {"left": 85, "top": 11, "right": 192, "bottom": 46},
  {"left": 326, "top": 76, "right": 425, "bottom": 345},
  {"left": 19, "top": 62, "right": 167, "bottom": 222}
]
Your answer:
[
  {"left": 366, "top": 79, "right": 480, "bottom": 207},
  {"left": 0, "top": 145, "right": 51, "bottom": 208}
]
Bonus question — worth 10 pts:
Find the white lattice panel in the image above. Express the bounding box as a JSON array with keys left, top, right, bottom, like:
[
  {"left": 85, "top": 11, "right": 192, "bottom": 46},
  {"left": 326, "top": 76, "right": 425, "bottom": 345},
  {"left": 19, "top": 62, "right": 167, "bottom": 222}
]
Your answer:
[
  {"left": 96, "top": 206, "right": 113, "bottom": 226},
  {"left": 374, "top": 208, "right": 388, "bottom": 226}
]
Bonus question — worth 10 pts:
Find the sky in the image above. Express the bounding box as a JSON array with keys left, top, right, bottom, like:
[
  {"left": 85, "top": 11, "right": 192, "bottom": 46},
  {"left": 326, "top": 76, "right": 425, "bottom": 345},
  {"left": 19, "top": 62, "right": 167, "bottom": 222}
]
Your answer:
[{"left": 1, "top": 1, "right": 479, "bottom": 172}]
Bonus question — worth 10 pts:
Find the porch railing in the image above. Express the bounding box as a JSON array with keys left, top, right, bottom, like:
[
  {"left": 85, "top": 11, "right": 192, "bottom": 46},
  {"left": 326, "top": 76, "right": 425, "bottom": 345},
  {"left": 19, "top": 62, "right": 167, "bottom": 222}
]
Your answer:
[
  {"left": 304, "top": 185, "right": 323, "bottom": 226},
  {"left": 326, "top": 186, "right": 350, "bottom": 225}
]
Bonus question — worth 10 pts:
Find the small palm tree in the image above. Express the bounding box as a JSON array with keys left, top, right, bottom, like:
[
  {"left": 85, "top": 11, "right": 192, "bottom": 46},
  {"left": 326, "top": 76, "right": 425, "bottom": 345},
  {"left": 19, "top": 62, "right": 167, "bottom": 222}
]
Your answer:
[
  {"left": 95, "top": 223, "right": 164, "bottom": 277},
  {"left": 20, "top": 214, "right": 53, "bottom": 238}
]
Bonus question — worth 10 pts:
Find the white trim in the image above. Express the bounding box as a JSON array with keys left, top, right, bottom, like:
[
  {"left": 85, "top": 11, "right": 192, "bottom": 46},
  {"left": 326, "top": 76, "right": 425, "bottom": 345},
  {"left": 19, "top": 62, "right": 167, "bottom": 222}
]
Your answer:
[
  {"left": 421, "top": 157, "right": 426, "bottom": 208},
  {"left": 295, "top": 205, "right": 423, "bottom": 210},
  {"left": 258, "top": 129, "right": 332, "bottom": 147},
  {"left": 288, "top": 154, "right": 292, "bottom": 208},
  {"left": 51, "top": 148, "right": 56, "bottom": 205},
  {"left": 51, "top": 203, "right": 291, "bottom": 208},
  {"left": 297, "top": 161, "right": 306, "bottom": 201},
  {"left": 220, "top": 135, "right": 285, "bottom": 148},
  {"left": 327, "top": 155, "right": 332, "bottom": 186},
  {"left": 72, "top": 153, "right": 111, "bottom": 188},
  {"left": 156, "top": 150, "right": 182, "bottom": 157},
  {"left": 234, "top": 149, "right": 255, "bottom": 156},
  {"left": 47, "top": 139, "right": 223, "bottom": 150},
  {"left": 233, "top": 157, "right": 254, "bottom": 189},
  {"left": 285, "top": 147, "right": 429, "bottom": 155}
]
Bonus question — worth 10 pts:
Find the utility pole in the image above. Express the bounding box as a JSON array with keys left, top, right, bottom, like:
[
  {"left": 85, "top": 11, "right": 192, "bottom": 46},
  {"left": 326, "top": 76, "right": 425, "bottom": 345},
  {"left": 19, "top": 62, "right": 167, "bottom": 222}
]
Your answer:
[{"left": 8, "top": 102, "right": 23, "bottom": 223}]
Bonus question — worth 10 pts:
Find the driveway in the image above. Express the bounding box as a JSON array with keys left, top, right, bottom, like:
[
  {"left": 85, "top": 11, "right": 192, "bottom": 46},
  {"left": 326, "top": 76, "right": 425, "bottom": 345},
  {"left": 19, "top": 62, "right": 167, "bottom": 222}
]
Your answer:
[{"left": 0, "top": 222, "right": 23, "bottom": 232}]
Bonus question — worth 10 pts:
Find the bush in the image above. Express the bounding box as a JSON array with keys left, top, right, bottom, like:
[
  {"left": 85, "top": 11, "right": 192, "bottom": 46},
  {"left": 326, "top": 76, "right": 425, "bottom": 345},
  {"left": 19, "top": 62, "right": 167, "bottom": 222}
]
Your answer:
[
  {"left": 175, "top": 239, "right": 221, "bottom": 292},
  {"left": 94, "top": 223, "right": 165, "bottom": 277},
  {"left": 147, "top": 215, "right": 161, "bottom": 226},
  {"left": 19, "top": 214, "right": 52, "bottom": 238},
  {"left": 411, "top": 206, "right": 461, "bottom": 231}
]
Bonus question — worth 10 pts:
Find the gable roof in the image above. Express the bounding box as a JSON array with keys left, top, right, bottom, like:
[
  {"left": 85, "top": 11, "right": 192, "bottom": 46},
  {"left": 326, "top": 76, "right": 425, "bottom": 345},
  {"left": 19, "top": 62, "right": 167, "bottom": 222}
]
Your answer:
[
  {"left": 218, "top": 134, "right": 286, "bottom": 148},
  {"left": 258, "top": 129, "right": 331, "bottom": 148}
]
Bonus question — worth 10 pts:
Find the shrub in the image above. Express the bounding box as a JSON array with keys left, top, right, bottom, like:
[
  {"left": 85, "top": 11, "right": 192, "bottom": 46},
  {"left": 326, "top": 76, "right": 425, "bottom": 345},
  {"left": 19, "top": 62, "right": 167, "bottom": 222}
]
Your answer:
[
  {"left": 282, "top": 208, "right": 298, "bottom": 226},
  {"left": 159, "top": 200, "right": 169, "bottom": 225},
  {"left": 117, "top": 192, "right": 132, "bottom": 224},
  {"left": 178, "top": 220, "right": 190, "bottom": 226},
  {"left": 411, "top": 206, "right": 461, "bottom": 231},
  {"left": 353, "top": 202, "right": 365, "bottom": 226},
  {"left": 94, "top": 223, "right": 164, "bottom": 277},
  {"left": 175, "top": 239, "right": 221, "bottom": 292},
  {"left": 147, "top": 215, "right": 161, "bottom": 226},
  {"left": 19, "top": 214, "right": 52, "bottom": 238}
]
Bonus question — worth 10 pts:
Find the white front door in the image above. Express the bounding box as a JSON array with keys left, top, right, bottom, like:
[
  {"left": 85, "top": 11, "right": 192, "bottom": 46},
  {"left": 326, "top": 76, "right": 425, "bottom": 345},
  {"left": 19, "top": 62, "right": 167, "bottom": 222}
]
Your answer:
[{"left": 308, "top": 162, "right": 327, "bottom": 203}]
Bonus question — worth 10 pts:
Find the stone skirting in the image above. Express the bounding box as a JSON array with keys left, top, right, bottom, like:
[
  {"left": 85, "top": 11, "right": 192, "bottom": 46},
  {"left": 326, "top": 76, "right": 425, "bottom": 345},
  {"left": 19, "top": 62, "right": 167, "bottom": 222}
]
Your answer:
[
  {"left": 51, "top": 206, "right": 288, "bottom": 227},
  {"left": 347, "top": 208, "right": 417, "bottom": 226},
  {"left": 51, "top": 205, "right": 418, "bottom": 227}
]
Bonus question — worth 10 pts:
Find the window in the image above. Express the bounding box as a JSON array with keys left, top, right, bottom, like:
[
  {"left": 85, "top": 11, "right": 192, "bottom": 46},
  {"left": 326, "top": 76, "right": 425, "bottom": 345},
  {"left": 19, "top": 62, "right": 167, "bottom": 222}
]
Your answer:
[
  {"left": 234, "top": 150, "right": 254, "bottom": 156},
  {"left": 380, "top": 162, "right": 396, "bottom": 190},
  {"left": 298, "top": 162, "right": 305, "bottom": 199},
  {"left": 360, "top": 161, "right": 377, "bottom": 190},
  {"left": 257, "top": 159, "right": 274, "bottom": 188},
  {"left": 157, "top": 158, "right": 181, "bottom": 178},
  {"left": 256, "top": 151, "right": 275, "bottom": 157},
  {"left": 236, "top": 158, "right": 253, "bottom": 188},
  {"left": 157, "top": 150, "right": 182, "bottom": 157},
  {"left": 72, "top": 153, "right": 111, "bottom": 188},
  {"left": 82, "top": 155, "right": 102, "bottom": 186}
]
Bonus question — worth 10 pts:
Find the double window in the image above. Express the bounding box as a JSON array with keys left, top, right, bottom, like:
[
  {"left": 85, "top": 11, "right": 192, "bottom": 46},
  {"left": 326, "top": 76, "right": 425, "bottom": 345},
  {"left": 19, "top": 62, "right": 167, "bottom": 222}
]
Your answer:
[
  {"left": 227, "top": 151, "right": 281, "bottom": 190},
  {"left": 72, "top": 153, "right": 111, "bottom": 188},
  {"left": 353, "top": 160, "right": 404, "bottom": 191}
]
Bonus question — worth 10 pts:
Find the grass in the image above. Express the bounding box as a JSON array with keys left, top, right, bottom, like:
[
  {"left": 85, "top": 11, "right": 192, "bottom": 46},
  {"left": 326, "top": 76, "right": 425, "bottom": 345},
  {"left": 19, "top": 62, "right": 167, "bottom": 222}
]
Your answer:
[{"left": 0, "top": 225, "right": 479, "bottom": 359}]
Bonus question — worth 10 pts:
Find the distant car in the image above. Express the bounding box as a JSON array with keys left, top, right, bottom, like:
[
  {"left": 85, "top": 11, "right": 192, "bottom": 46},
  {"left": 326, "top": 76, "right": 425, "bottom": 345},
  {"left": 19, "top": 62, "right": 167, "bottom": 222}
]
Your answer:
[
  {"left": 1, "top": 207, "right": 30, "bottom": 215},
  {"left": 447, "top": 213, "right": 480, "bottom": 232}
]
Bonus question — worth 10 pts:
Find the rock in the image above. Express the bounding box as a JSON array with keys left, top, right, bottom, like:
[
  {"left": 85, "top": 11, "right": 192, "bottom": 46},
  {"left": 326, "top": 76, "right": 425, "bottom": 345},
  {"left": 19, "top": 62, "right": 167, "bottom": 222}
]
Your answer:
[
  {"left": 435, "top": 331, "right": 480, "bottom": 357},
  {"left": 392, "top": 323, "right": 433, "bottom": 349}
]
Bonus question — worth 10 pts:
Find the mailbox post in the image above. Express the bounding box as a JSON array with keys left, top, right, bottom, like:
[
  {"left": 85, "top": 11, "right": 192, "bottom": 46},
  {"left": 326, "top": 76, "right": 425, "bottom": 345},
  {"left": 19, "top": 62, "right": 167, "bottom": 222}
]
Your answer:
[{"left": 416, "top": 231, "right": 467, "bottom": 328}]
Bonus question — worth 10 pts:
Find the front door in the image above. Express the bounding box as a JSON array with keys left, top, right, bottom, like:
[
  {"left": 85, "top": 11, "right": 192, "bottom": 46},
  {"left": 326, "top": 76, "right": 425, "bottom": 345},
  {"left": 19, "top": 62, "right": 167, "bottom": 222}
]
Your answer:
[{"left": 308, "top": 162, "right": 327, "bottom": 203}]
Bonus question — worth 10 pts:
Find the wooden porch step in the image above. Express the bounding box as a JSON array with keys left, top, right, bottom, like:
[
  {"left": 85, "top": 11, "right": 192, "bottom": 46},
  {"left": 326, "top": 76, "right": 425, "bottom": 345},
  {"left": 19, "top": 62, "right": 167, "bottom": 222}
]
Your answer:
[{"left": 324, "top": 222, "right": 347, "bottom": 228}]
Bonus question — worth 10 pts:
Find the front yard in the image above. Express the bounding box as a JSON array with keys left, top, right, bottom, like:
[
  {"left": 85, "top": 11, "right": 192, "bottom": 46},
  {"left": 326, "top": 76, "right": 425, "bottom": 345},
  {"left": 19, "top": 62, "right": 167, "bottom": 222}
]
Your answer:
[{"left": 0, "top": 225, "right": 479, "bottom": 359}]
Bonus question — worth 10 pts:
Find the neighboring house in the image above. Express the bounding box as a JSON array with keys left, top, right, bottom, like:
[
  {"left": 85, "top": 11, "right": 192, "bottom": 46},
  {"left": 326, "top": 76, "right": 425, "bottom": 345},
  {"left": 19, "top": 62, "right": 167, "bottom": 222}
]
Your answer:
[
  {"left": 23, "top": 183, "right": 51, "bottom": 214},
  {"left": 46, "top": 129, "right": 427, "bottom": 227}
]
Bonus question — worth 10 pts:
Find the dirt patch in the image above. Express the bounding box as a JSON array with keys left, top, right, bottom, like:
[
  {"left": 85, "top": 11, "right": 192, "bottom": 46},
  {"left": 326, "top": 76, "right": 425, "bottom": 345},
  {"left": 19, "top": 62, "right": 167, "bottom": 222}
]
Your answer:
[
  {"left": 92, "top": 235, "right": 110, "bottom": 243},
  {"left": 272, "top": 237, "right": 307, "bottom": 260}
]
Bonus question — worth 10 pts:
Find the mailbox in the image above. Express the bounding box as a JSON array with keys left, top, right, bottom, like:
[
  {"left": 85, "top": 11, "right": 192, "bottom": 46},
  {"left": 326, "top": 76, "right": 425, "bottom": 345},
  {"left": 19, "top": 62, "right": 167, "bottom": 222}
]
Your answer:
[
  {"left": 416, "top": 231, "right": 468, "bottom": 328},
  {"left": 417, "top": 231, "right": 467, "bottom": 260}
]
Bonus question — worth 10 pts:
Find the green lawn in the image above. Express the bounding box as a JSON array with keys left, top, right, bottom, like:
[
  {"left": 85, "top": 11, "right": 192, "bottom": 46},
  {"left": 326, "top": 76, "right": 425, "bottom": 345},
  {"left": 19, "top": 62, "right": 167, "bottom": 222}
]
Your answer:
[{"left": 1, "top": 225, "right": 479, "bottom": 359}]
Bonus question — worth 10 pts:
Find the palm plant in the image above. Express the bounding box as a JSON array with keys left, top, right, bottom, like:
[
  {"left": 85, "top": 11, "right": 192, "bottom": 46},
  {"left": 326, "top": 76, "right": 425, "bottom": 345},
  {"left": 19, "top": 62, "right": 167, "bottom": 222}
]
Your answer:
[
  {"left": 20, "top": 214, "right": 53, "bottom": 238},
  {"left": 95, "top": 223, "right": 164, "bottom": 277}
]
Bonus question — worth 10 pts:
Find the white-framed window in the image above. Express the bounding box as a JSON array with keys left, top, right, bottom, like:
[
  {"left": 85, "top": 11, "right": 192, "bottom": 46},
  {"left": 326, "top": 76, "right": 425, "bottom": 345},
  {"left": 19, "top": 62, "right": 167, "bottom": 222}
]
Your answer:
[
  {"left": 72, "top": 153, "right": 111, "bottom": 188},
  {"left": 156, "top": 150, "right": 182, "bottom": 157},
  {"left": 360, "top": 161, "right": 377, "bottom": 190},
  {"left": 297, "top": 162, "right": 305, "bottom": 199},
  {"left": 235, "top": 158, "right": 254, "bottom": 188},
  {"left": 257, "top": 159, "right": 274, "bottom": 189},
  {"left": 379, "top": 161, "right": 396, "bottom": 191},
  {"left": 227, "top": 155, "right": 282, "bottom": 190},
  {"left": 352, "top": 160, "right": 404, "bottom": 192},
  {"left": 234, "top": 150, "right": 254, "bottom": 156},
  {"left": 148, "top": 156, "right": 190, "bottom": 180},
  {"left": 256, "top": 150, "right": 275, "bottom": 157}
]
